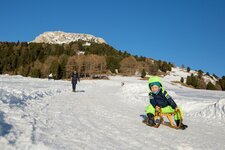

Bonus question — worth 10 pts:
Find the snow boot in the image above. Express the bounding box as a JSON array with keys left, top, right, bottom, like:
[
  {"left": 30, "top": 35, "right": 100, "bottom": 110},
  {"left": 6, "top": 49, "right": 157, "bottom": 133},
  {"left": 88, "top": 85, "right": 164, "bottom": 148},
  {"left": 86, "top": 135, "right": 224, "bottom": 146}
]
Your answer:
[
  {"left": 147, "top": 113, "right": 156, "bottom": 126},
  {"left": 175, "top": 120, "right": 188, "bottom": 130}
]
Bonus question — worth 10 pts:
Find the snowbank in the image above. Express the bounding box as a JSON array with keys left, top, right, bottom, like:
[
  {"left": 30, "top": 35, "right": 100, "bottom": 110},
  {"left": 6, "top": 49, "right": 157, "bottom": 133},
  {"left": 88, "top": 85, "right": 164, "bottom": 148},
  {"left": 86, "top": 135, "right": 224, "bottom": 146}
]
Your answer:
[
  {"left": 192, "top": 98, "right": 225, "bottom": 119},
  {"left": 0, "top": 75, "right": 70, "bottom": 106},
  {"left": 1, "top": 75, "right": 225, "bottom": 149}
]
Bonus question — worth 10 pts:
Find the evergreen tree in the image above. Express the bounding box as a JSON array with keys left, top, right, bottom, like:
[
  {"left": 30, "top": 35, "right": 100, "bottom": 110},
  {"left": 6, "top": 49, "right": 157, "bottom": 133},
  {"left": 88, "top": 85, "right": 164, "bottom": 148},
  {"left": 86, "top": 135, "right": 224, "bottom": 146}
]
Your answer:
[
  {"left": 141, "top": 69, "right": 146, "bottom": 78},
  {"left": 213, "top": 74, "right": 218, "bottom": 79},
  {"left": 186, "top": 76, "right": 192, "bottom": 85},
  {"left": 50, "top": 60, "right": 59, "bottom": 79},
  {"left": 180, "top": 77, "right": 184, "bottom": 83},
  {"left": 30, "top": 68, "right": 42, "bottom": 78},
  {"left": 106, "top": 56, "right": 121, "bottom": 73},
  {"left": 58, "top": 55, "right": 69, "bottom": 78},
  {"left": 219, "top": 76, "right": 225, "bottom": 91},
  {"left": 191, "top": 76, "right": 198, "bottom": 87},
  {"left": 57, "top": 64, "right": 63, "bottom": 79},
  {"left": 206, "top": 82, "right": 216, "bottom": 90},
  {"left": 160, "top": 61, "right": 170, "bottom": 73},
  {"left": 198, "top": 70, "right": 203, "bottom": 78},
  {"left": 187, "top": 67, "right": 191, "bottom": 72}
]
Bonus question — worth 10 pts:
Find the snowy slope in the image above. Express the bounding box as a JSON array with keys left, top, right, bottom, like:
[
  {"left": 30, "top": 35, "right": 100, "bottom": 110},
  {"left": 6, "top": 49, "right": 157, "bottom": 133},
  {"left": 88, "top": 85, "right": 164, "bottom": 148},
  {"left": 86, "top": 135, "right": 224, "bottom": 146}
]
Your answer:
[
  {"left": 32, "top": 31, "right": 106, "bottom": 44},
  {"left": 165, "top": 67, "right": 218, "bottom": 85},
  {"left": 0, "top": 75, "right": 225, "bottom": 150}
]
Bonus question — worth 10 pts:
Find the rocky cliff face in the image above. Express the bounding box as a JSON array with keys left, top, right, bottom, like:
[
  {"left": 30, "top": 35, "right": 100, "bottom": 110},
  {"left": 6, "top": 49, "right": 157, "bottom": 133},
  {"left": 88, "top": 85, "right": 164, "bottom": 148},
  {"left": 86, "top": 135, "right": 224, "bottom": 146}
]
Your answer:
[{"left": 32, "top": 31, "right": 106, "bottom": 44}]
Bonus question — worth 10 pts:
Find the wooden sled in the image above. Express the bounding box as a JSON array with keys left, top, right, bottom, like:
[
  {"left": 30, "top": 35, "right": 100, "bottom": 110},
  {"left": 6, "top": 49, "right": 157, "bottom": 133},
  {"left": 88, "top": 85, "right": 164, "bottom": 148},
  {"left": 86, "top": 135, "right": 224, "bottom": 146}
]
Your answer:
[{"left": 143, "top": 108, "right": 182, "bottom": 129}]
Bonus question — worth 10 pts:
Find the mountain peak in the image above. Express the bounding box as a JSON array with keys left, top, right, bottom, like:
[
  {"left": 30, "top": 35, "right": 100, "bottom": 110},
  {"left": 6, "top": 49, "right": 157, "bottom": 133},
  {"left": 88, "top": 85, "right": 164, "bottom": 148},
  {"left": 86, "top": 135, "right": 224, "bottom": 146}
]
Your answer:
[{"left": 32, "top": 31, "right": 106, "bottom": 44}]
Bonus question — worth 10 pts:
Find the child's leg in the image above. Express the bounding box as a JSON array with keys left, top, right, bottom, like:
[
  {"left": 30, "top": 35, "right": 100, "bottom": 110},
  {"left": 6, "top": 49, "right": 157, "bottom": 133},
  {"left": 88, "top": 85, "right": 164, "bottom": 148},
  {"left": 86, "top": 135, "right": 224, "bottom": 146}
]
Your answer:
[
  {"left": 145, "top": 105, "right": 156, "bottom": 126},
  {"left": 161, "top": 106, "right": 174, "bottom": 114},
  {"left": 175, "top": 107, "right": 183, "bottom": 120},
  {"left": 161, "top": 106, "right": 183, "bottom": 120},
  {"left": 160, "top": 106, "right": 187, "bottom": 129},
  {"left": 145, "top": 104, "right": 155, "bottom": 115}
]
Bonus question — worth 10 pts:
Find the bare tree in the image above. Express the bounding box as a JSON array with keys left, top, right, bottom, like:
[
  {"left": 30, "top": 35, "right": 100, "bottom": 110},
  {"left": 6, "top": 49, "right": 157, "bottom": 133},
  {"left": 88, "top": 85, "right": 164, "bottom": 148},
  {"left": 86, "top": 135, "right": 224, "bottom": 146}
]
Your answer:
[
  {"left": 74, "top": 55, "right": 85, "bottom": 74},
  {"left": 120, "top": 56, "right": 138, "bottom": 75},
  {"left": 145, "top": 58, "right": 158, "bottom": 75},
  {"left": 66, "top": 56, "right": 76, "bottom": 77},
  {"left": 96, "top": 56, "right": 106, "bottom": 75}
]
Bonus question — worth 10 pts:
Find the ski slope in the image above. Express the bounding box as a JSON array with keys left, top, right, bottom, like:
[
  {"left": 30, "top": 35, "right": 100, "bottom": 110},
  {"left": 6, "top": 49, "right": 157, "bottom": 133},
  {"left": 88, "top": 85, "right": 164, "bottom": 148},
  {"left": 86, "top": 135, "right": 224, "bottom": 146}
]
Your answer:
[{"left": 0, "top": 75, "right": 225, "bottom": 150}]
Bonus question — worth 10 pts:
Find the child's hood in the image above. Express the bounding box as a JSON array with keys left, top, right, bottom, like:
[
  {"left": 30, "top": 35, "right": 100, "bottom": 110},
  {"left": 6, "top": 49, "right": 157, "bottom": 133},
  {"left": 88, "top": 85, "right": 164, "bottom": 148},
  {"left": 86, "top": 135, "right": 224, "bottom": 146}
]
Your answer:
[{"left": 148, "top": 76, "right": 163, "bottom": 91}]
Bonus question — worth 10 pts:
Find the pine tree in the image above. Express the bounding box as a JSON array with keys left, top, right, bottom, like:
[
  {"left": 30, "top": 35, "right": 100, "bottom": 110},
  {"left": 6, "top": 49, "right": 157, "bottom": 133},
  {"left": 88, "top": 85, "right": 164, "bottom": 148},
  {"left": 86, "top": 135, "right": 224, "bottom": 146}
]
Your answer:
[
  {"left": 187, "top": 67, "right": 191, "bottom": 72},
  {"left": 213, "top": 74, "right": 218, "bottom": 79},
  {"left": 180, "top": 77, "right": 184, "bottom": 83},
  {"left": 160, "top": 61, "right": 170, "bottom": 73},
  {"left": 186, "top": 76, "right": 192, "bottom": 85},
  {"left": 106, "top": 56, "right": 121, "bottom": 73},
  {"left": 198, "top": 70, "right": 203, "bottom": 78},
  {"left": 141, "top": 69, "right": 146, "bottom": 78},
  {"left": 30, "top": 68, "right": 41, "bottom": 78},
  {"left": 191, "top": 76, "right": 198, "bottom": 87},
  {"left": 219, "top": 76, "right": 225, "bottom": 91},
  {"left": 50, "top": 60, "right": 59, "bottom": 79},
  {"left": 206, "top": 82, "right": 216, "bottom": 90}
]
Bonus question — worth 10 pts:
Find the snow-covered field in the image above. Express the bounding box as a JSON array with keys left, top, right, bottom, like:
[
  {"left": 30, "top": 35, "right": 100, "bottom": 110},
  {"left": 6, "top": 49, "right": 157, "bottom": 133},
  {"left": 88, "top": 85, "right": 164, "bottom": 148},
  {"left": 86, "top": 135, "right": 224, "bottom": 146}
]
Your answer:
[{"left": 0, "top": 74, "right": 225, "bottom": 150}]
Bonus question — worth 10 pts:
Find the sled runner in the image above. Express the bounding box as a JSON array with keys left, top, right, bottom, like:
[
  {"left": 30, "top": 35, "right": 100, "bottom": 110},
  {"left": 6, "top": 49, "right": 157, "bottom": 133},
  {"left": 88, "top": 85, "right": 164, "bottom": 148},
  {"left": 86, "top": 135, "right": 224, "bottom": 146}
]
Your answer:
[{"left": 143, "top": 108, "right": 183, "bottom": 129}]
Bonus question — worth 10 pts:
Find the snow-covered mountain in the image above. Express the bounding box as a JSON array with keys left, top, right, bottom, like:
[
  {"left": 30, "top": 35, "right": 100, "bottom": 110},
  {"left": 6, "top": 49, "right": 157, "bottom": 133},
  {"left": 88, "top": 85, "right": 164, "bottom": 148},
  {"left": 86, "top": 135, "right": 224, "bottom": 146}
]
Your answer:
[{"left": 31, "top": 31, "right": 106, "bottom": 44}]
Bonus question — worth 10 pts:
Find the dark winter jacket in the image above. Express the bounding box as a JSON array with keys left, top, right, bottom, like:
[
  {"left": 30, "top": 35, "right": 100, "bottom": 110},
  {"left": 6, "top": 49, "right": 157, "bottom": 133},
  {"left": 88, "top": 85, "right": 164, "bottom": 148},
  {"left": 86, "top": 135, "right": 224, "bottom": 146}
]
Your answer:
[
  {"left": 72, "top": 72, "right": 80, "bottom": 84},
  {"left": 149, "top": 88, "right": 177, "bottom": 109}
]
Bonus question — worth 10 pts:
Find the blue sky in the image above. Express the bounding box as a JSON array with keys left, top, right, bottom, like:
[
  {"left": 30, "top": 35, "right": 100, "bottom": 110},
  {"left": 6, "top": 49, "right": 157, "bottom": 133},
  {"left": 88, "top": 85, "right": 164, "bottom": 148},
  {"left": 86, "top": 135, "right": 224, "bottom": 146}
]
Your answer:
[{"left": 1, "top": 0, "right": 225, "bottom": 77}]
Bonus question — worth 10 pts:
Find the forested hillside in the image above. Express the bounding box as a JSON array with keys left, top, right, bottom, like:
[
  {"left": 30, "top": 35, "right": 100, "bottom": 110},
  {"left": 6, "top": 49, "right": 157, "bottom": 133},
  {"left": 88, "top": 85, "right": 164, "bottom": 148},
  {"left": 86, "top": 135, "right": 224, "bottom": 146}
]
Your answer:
[{"left": 0, "top": 41, "right": 173, "bottom": 79}]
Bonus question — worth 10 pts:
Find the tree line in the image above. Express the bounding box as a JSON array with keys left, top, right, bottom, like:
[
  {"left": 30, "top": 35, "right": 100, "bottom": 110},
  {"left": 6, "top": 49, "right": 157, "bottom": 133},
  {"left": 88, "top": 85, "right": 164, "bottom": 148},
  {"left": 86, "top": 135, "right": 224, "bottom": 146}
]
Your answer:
[
  {"left": 180, "top": 68, "right": 225, "bottom": 91},
  {"left": 0, "top": 41, "right": 173, "bottom": 79}
]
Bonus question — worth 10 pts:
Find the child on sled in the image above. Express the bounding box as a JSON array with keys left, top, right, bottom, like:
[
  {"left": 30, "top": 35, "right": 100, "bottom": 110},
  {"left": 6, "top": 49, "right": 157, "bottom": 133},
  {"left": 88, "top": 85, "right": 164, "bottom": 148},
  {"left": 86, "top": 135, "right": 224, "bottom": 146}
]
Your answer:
[{"left": 146, "top": 76, "right": 188, "bottom": 130}]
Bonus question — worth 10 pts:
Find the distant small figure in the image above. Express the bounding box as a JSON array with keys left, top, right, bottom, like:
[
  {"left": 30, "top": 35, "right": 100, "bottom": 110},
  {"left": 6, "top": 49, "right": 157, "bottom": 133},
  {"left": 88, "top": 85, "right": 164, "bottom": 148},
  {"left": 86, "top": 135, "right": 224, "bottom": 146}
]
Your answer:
[
  {"left": 121, "top": 82, "right": 125, "bottom": 87},
  {"left": 71, "top": 71, "right": 80, "bottom": 92},
  {"left": 48, "top": 73, "right": 53, "bottom": 80}
]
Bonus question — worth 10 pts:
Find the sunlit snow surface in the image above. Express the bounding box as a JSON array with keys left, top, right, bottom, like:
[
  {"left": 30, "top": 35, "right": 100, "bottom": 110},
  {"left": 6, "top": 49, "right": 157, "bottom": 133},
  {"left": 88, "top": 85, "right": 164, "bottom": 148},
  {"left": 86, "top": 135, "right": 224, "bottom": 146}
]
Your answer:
[{"left": 0, "top": 74, "right": 225, "bottom": 150}]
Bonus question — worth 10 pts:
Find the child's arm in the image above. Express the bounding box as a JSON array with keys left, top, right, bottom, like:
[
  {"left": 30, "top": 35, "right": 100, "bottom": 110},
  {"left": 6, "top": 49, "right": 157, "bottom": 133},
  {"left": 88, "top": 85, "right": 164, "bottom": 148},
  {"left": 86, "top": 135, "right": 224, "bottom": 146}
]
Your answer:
[
  {"left": 164, "top": 91, "right": 177, "bottom": 109},
  {"left": 149, "top": 93, "right": 157, "bottom": 108}
]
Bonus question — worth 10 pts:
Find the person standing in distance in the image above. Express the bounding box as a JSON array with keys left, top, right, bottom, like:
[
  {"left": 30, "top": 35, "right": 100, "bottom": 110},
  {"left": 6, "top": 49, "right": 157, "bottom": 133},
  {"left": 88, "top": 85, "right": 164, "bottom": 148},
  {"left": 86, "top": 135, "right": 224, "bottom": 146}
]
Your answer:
[{"left": 71, "top": 71, "right": 80, "bottom": 92}]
